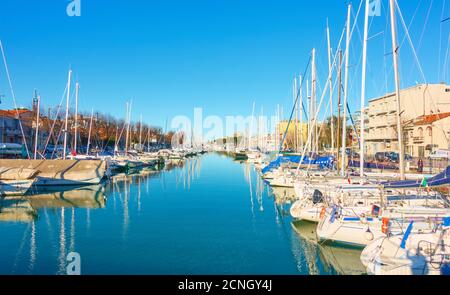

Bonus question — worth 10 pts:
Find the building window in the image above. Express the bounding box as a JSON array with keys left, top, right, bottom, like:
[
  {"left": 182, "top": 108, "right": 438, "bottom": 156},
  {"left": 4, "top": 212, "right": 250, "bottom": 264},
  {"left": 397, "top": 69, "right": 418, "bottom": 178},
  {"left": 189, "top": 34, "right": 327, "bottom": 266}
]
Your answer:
[
  {"left": 418, "top": 146, "right": 425, "bottom": 158},
  {"left": 426, "top": 127, "right": 432, "bottom": 138},
  {"left": 418, "top": 127, "right": 423, "bottom": 138}
]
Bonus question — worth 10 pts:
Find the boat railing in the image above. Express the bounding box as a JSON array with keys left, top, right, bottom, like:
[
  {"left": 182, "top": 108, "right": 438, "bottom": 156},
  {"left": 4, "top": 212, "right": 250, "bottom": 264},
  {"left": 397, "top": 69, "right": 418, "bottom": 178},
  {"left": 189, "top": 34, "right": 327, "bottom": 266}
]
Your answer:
[{"left": 416, "top": 238, "right": 450, "bottom": 270}]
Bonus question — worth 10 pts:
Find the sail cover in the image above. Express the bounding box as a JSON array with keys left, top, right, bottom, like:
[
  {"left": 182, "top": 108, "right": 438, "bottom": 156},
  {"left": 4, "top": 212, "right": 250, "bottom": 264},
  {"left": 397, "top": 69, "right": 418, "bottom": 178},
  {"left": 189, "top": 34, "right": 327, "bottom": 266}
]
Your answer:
[
  {"left": 261, "top": 156, "right": 313, "bottom": 174},
  {"left": 382, "top": 166, "right": 450, "bottom": 189},
  {"left": 261, "top": 155, "right": 335, "bottom": 174}
]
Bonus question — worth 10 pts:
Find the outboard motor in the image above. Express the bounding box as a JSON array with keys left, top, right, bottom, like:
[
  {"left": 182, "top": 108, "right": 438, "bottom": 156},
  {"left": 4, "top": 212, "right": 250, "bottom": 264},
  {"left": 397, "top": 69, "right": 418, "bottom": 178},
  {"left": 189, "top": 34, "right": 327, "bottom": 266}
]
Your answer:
[{"left": 312, "top": 190, "right": 323, "bottom": 204}]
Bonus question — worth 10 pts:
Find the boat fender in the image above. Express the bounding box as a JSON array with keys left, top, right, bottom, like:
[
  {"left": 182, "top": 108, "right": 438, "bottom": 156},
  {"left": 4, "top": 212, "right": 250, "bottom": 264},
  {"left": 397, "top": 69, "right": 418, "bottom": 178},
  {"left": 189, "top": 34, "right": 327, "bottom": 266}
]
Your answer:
[
  {"left": 330, "top": 206, "right": 337, "bottom": 223},
  {"left": 381, "top": 218, "right": 390, "bottom": 235},
  {"left": 365, "top": 228, "right": 374, "bottom": 241},
  {"left": 320, "top": 207, "right": 326, "bottom": 219}
]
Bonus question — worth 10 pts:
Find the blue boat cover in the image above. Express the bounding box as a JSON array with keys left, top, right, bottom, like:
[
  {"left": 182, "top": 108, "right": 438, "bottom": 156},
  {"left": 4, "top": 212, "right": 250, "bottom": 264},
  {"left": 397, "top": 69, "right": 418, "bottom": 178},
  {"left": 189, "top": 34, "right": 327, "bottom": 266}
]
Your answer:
[
  {"left": 382, "top": 166, "right": 450, "bottom": 189},
  {"left": 443, "top": 217, "right": 450, "bottom": 228},
  {"left": 261, "top": 156, "right": 335, "bottom": 174},
  {"left": 262, "top": 155, "right": 313, "bottom": 174}
]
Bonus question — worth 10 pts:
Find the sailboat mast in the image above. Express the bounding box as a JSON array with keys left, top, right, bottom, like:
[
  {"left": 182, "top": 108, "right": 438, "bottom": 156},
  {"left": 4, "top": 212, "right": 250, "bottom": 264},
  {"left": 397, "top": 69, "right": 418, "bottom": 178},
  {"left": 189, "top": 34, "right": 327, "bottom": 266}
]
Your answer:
[
  {"left": 327, "top": 20, "right": 335, "bottom": 155},
  {"left": 128, "top": 101, "right": 133, "bottom": 151},
  {"left": 307, "top": 79, "right": 311, "bottom": 153},
  {"left": 294, "top": 77, "right": 298, "bottom": 153},
  {"left": 276, "top": 104, "right": 280, "bottom": 152},
  {"left": 299, "top": 75, "right": 304, "bottom": 150},
  {"left": 114, "top": 125, "right": 119, "bottom": 154},
  {"left": 389, "top": 0, "right": 405, "bottom": 180},
  {"left": 74, "top": 82, "right": 79, "bottom": 154},
  {"left": 311, "top": 48, "right": 317, "bottom": 154},
  {"left": 86, "top": 108, "right": 94, "bottom": 156},
  {"left": 359, "top": 0, "right": 370, "bottom": 177},
  {"left": 124, "top": 102, "right": 129, "bottom": 154},
  {"left": 33, "top": 95, "right": 41, "bottom": 160},
  {"left": 249, "top": 101, "right": 255, "bottom": 151},
  {"left": 337, "top": 50, "right": 343, "bottom": 167},
  {"left": 341, "top": 3, "right": 352, "bottom": 176},
  {"left": 125, "top": 101, "right": 132, "bottom": 154},
  {"left": 260, "top": 107, "right": 264, "bottom": 152},
  {"left": 146, "top": 128, "right": 150, "bottom": 152},
  {"left": 139, "top": 114, "right": 143, "bottom": 151},
  {"left": 63, "top": 70, "right": 72, "bottom": 160}
]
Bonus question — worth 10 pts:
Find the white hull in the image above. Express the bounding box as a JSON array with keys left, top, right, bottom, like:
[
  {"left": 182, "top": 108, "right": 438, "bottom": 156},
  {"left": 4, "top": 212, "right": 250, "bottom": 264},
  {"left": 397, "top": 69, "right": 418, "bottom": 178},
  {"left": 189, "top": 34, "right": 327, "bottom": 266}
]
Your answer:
[
  {"left": 0, "top": 159, "right": 107, "bottom": 187},
  {"left": 317, "top": 206, "right": 450, "bottom": 248},
  {"left": 34, "top": 176, "right": 104, "bottom": 186},
  {"left": 361, "top": 229, "right": 450, "bottom": 275},
  {"left": 0, "top": 179, "right": 35, "bottom": 196},
  {"left": 290, "top": 202, "right": 323, "bottom": 222}
]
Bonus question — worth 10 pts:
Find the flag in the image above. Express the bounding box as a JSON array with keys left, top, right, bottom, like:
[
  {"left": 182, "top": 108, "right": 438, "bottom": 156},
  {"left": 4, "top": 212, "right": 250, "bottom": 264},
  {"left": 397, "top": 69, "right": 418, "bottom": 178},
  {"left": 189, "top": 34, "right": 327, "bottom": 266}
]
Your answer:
[
  {"left": 369, "top": 0, "right": 381, "bottom": 17},
  {"left": 420, "top": 177, "right": 428, "bottom": 188}
]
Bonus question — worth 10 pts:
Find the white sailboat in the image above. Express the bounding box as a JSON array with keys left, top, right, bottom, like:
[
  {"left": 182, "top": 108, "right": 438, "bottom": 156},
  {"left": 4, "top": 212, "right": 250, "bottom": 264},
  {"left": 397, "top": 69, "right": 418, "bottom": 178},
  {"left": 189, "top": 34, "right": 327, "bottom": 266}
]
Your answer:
[{"left": 361, "top": 218, "right": 450, "bottom": 275}]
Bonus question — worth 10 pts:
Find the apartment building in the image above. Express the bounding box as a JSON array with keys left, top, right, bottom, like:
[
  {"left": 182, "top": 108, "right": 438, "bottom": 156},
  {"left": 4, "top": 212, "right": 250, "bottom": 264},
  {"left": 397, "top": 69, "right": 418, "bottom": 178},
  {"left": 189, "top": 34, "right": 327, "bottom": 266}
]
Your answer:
[{"left": 366, "top": 83, "right": 450, "bottom": 157}]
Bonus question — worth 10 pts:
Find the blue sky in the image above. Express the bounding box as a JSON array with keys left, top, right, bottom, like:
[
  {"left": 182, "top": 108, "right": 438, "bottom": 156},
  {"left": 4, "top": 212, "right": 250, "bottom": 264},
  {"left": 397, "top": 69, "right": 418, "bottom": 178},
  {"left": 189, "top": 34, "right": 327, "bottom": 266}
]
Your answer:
[{"left": 0, "top": 0, "right": 448, "bottom": 133}]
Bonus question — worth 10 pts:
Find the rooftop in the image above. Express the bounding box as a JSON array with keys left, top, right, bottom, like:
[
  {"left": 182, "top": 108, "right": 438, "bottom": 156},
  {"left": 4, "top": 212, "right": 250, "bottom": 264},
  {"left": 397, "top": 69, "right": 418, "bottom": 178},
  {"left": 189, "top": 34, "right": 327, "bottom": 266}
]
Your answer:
[{"left": 414, "top": 112, "right": 450, "bottom": 125}]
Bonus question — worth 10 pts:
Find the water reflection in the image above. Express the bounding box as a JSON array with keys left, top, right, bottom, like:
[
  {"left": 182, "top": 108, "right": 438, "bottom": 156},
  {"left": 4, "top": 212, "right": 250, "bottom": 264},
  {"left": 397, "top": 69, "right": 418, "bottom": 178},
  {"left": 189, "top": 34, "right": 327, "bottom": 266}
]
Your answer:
[
  {"left": 265, "top": 168, "right": 366, "bottom": 275},
  {"left": 0, "top": 197, "right": 36, "bottom": 222},
  {"left": 270, "top": 186, "right": 296, "bottom": 205},
  {"left": 291, "top": 220, "right": 366, "bottom": 275},
  {"left": 0, "top": 185, "right": 106, "bottom": 224},
  {"left": 1, "top": 154, "right": 366, "bottom": 275},
  {"left": 28, "top": 185, "right": 107, "bottom": 209},
  {"left": 0, "top": 183, "right": 109, "bottom": 274}
]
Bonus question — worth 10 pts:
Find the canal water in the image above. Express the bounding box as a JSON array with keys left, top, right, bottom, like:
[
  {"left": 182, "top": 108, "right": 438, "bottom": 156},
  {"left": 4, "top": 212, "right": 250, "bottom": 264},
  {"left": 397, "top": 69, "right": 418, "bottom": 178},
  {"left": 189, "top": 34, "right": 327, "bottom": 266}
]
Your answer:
[{"left": 0, "top": 154, "right": 365, "bottom": 275}]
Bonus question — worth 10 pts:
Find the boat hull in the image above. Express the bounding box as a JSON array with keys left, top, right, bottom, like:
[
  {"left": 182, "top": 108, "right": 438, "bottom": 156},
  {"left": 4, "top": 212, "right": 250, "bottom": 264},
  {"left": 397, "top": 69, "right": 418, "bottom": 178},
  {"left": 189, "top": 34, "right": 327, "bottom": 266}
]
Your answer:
[
  {"left": 0, "top": 159, "right": 107, "bottom": 187},
  {"left": 0, "top": 179, "right": 35, "bottom": 196}
]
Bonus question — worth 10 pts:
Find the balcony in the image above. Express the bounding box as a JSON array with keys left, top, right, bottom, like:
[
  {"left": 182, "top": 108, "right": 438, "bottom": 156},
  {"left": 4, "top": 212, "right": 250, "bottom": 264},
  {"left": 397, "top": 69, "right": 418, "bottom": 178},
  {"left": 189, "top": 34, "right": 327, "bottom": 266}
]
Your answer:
[{"left": 413, "top": 136, "right": 424, "bottom": 144}]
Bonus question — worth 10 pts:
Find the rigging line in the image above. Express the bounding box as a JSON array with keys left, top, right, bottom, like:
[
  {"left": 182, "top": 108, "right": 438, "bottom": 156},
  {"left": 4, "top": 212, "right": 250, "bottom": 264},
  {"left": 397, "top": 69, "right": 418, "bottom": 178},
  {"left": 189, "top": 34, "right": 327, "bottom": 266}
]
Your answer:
[
  {"left": 417, "top": 0, "right": 433, "bottom": 52},
  {"left": 297, "top": 23, "right": 347, "bottom": 174},
  {"left": 444, "top": 34, "right": 450, "bottom": 82},
  {"left": 353, "top": 0, "right": 377, "bottom": 93},
  {"left": 394, "top": 0, "right": 428, "bottom": 84},
  {"left": 346, "top": 102, "right": 360, "bottom": 145},
  {"left": 382, "top": 0, "right": 390, "bottom": 97},
  {"left": 406, "top": 0, "right": 434, "bottom": 84},
  {"left": 277, "top": 55, "right": 311, "bottom": 154},
  {"left": 395, "top": 0, "right": 447, "bottom": 143},
  {"left": 0, "top": 41, "right": 30, "bottom": 159},
  {"left": 438, "top": 0, "right": 447, "bottom": 81},
  {"left": 337, "top": 0, "right": 364, "bottom": 123},
  {"left": 397, "top": 0, "right": 423, "bottom": 50},
  {"left": 339, "top": 86, "right": 361, "bottom": 148},
  {"left": 41, "top": 84, "right": 68, "bottom": 156},
  {"left": 51, "top": 123, "right": 64, "bottom": 159}
]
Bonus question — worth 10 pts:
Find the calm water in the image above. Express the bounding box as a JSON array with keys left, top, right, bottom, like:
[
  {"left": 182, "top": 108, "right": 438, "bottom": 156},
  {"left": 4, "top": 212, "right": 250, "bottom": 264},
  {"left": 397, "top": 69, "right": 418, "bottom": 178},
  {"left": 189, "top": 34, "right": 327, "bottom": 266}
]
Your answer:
[{"left": 0, "top": 154, "right": 364, "bottom": 275}]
